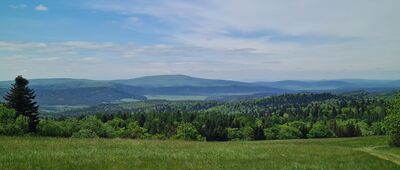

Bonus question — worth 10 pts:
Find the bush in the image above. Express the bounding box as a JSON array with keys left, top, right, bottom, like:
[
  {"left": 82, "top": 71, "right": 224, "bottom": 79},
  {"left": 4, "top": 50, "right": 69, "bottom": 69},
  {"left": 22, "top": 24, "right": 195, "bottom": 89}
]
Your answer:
[
  {"left": 370, "top": 122, "right": 384, "bottom": 135},
  {"left": 227, "top": 128, "right": 241, "bottom": 140},
  {"left": 335, "top": 119, "right": 362, "bottom": 137},
  {"left": 383, "top": 113, "right": 400, "bottom": 146},
  {"left": 0, "top": 106, "right": 29, "bottom": 135},
  {"left": 288, "top": 121, "right": 308, "bottom": 138},
  {"left": 276, "top": 125, "right": 301, "bottom": 139},
  {"left": 123, "top": 121, "right": 147, "bottom": 139},
  {"left": 106, "top": 118, "right": 126, "bottom": 129},
  {"left": 264, "top": 125, "right": 301, "bottom": 140},
  {"left": 38, "top": 119, "right": 65, "bottom": 137},
  {"left": 174, "top": 123, "right": 204, "bottom": 141},
  {"left": 60, "top": 119, "right": 80, "bottom": 137},
  {"left": 264, "top": 127, "right": 280, "bottom": 140},
  {"left": 357, "top": 121, "right": 373, "bottom": 136},
  {"left": 79, "top": 116, "right": 106, "bottom": 137},
  {"left": 241, "top": 126, "right": 254, "bottom": 140},
  {"left": 307, "top": 122, "right": 335, "bottom": 138},
  {"left": 383, "top": 93, "right": 400, "bottom": 147},
  {"left": 226, "top": 127, "right": 255, "bottom": 140},
  {"left": 72, "top": 129, "right": 98, "bottom": 138}
]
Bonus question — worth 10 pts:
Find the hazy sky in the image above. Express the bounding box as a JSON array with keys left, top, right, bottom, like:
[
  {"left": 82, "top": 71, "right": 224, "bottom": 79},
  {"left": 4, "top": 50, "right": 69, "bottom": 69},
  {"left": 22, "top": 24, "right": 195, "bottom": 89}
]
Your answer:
[{"left": 0, "top": 0, "right": 399, "bottom": 81}]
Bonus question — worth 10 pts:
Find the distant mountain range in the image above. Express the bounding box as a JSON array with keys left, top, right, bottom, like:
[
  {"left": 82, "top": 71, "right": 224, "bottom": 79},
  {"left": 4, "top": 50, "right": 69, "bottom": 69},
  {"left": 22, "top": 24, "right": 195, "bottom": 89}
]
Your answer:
[{"left": 0, "top": 75, "right": 399, "bottom": 106}]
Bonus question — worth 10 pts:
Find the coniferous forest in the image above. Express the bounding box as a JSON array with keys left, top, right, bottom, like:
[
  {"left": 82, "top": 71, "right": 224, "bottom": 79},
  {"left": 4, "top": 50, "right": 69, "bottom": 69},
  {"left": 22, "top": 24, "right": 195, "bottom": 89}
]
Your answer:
[{"left": 2, "top": 76, "right": 399, "bottom": 143}]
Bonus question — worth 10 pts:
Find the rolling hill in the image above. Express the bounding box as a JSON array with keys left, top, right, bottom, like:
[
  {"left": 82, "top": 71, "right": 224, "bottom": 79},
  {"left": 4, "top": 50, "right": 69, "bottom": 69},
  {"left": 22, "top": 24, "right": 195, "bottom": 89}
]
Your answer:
[{"left": 0, "top": 75, "right": 399, "bottom": 106}]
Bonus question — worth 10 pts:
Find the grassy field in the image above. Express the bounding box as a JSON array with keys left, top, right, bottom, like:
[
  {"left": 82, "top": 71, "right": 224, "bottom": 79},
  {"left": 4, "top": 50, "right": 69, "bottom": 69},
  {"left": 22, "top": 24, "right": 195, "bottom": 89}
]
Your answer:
[{"left": 0, "top": 136, "right": 399, "bottom": 170}]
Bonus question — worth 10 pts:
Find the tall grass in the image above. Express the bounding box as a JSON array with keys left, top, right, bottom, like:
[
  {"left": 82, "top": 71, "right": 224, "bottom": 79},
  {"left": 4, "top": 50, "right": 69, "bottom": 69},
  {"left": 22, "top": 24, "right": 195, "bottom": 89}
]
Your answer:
[{"left": 0, "top": 136, "right": 398, "bottom": 169}]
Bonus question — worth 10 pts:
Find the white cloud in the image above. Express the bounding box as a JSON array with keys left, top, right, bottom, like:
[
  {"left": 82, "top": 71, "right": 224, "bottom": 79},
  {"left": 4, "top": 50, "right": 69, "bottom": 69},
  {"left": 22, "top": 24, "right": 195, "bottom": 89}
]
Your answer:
[
  {"left": 1, "top": 0, "right": 400, "bottom": 80},
  {"left": 0, "top": 40, "right": 399, "bottom": 81},
  {"left": 90, "top": 0, "right": 400, "bottom": 46},
  {"left": 35, "top": 4, "right": 48, "bottom": 11}
]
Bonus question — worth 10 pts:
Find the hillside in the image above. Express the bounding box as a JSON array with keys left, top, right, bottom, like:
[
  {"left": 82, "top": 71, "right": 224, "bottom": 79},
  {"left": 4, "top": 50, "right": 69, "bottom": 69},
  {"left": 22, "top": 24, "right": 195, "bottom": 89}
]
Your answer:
[
  {"left": 112, "top": 75, "right": 249, "bottom": 87},
  {"left": 0, "top": 136, "right": 398, "bottom": 169},
  {"left": 0, "top": 75, "right": 399, "bottom": 106}
]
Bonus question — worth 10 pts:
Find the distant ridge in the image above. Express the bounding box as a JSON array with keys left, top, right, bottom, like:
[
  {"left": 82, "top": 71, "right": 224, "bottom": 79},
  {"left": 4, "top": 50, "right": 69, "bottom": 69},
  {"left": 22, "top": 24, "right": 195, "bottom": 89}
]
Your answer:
[
  {"left": 113, "top": 75, "right": 248, "bottom": 87},
  {"left": 1, "top": 75, "right": 399, "bottom": 106}
]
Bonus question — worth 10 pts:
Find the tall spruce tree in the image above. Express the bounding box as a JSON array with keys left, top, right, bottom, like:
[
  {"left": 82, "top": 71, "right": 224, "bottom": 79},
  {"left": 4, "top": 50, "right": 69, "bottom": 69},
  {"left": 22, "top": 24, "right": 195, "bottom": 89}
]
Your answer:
[{"left": 4, "top": 76, "right": 39, "bottom": 132}]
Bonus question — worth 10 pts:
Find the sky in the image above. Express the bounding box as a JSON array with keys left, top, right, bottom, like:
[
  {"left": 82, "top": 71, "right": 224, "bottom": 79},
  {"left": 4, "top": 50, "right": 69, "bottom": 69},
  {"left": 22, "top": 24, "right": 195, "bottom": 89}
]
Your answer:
[{"left": 0, "top": 0, "right": 399, "bottom": 81}]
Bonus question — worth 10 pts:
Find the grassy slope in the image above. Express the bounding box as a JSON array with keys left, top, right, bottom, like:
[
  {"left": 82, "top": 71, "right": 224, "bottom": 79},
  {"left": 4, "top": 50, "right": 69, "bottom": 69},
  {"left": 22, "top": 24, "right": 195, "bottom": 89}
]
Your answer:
[{"left": 0, "top": 136, "right": 399, "bottom": 170}]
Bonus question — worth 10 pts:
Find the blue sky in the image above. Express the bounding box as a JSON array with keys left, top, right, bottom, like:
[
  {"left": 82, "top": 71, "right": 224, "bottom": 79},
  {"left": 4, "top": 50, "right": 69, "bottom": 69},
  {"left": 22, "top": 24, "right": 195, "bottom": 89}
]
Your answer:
[{"left": 0, "top": 0, "right": 399, "bottom": 81}]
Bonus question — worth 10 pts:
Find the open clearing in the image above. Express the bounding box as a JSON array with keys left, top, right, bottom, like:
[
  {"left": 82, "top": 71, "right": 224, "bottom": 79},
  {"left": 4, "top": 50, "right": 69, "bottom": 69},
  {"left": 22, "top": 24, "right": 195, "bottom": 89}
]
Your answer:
[{"left": 0, "top": 136, "right": 399, "bottom": 170}]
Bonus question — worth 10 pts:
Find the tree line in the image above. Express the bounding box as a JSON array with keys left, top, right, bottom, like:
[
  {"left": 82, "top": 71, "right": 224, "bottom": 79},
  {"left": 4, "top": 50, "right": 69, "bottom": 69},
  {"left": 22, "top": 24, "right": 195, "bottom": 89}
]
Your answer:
[{"left": 1, "top": 76, "right": 400, "bottom": 145}]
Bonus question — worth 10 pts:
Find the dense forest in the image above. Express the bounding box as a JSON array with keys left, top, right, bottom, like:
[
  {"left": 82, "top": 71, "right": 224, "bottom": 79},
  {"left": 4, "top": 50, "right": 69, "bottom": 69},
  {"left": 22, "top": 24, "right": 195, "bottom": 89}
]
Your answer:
[{"left": 2, "top": 92, "right": 397, "bottom": 141}]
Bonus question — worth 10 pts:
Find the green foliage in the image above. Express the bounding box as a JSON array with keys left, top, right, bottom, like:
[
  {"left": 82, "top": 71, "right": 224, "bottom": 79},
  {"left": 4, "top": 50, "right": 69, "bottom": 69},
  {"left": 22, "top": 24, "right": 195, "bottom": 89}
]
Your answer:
[
  {"left": 307, "top": 122, "right": 335, "bottom": 138},
  {"left": 264, "top": 126, "right": 280, "bottom": 140},
  {"left": 288, "top": 121, "right": 308, "bottom": 138},
  {"left": 123, "top": 121, "right": 148, "bottom": 139},
  {"left": 357, "top": 121, "right": 373, "bottom": 136},
  {"left": 0, "top": 105, "right": 16, "bottom": 124},
  {"left": 226, "top": 127, "right": 255, "bottom": 140},
  {"left": 384, "top": 113, "right": 400, "bottom": 146},
  {"left": 174, "top": 123, "right": 204, "bottom": 141},
  {"left": 264, "top": 125, "right": 301, "bottom": 140},
  {"left": 334, "top": 119, "right": 362, "bottom": 137},
  {"left": 15, "top": 115, "right": 30, "bottom": 134},
  {"left": 227, "top": 128, "right": 241, "bottom": 140},
  {"left": 276, "top": 125, "right": 301, "bottom": 139},
  {"left": 0, "top": 105, "right": 29, "bottom": 136},
  {"left": 0, "top": 92, "right": 394, "bottom": 141},
  {"left": 383, "top": 93, "right": 400, "bottom": 147},
  {"left": 370, "top": 122, "right": 384, "bottom": 135},
  {"left": 38, "top": 119, "right": 69, "bottom": 137},
  {"left": 241, "top": 126, "right": 254, "bottom": 140},
  {"left": 79, "top": 116, "right": 106, "bottom": 137},
  {"left": 4, "top": 76, "right": 39, "bottom": 132}
]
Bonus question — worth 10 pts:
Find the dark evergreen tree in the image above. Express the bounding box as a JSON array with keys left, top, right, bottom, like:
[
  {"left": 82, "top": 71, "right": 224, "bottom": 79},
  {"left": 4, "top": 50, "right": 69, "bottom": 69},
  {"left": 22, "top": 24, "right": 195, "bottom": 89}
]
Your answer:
[{"left": 4, "top": 76, "right": 39, "bottom": 132}]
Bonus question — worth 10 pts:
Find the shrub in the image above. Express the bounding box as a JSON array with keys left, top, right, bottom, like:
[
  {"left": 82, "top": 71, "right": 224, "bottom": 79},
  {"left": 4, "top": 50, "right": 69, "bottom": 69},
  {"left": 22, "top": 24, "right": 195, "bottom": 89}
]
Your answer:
[
  {"left": 226, "top": 127, "right": 255, "bottom": 140},
  {"left": 72, "top": 129, "right": 98, "bottom": 138},
  {"left": 0, "top": 106, "right": 20, "bottom": 135},
  {"left": 15, "top": 115, "right": 30, "bottom": 134},
  {"left": 241, "top": 126, "right": 254, "bottom": 140},
  {"left": 370, "top": 122, "right": 384, "bottom": 135},
  {"left": 276, "top": 125, "right": 301, "bottom": 139},
  {"left": 335, "top": 119, "right": 362, "bottom": 137},
  {"left": 288, "top": 121, "right": 308, "bottom": 138},
  {"left": 307, "top": 122, "right": 335, "bottom": 138},
  {"left": 123, "top": 121, "right": 147, "bottom": 139},
  {"left": 60, "top": 119, "right": 80, "bottom": 137},
  {"left": 106, "top": 118, "right": 126, "bottom": 129},
  {"left": 383, "top": 113, "right": 400, "bottom": 146},
  {"left": 79, "top": 116, "right": 106, "bottom": 137},
  {"left": 38, "top": 119, "right": 65, "bottom": 137},
  {"left": 264, "top": 126, "right": 280, "bottom": 140},
  {"left": 227, "top": 128, "right": 241, "bottom": 140},
  {"left": 357, "top": 121, "right": 373, "bottom": 136},
  {"left": 0, "top": 106, "right": 29, "bottom": 136},
  {"left": 174, "top": 123, "right": 204, "bottom": 141},
  {"left": 264, "top": 125, "right": 301, "bottom": 140}
]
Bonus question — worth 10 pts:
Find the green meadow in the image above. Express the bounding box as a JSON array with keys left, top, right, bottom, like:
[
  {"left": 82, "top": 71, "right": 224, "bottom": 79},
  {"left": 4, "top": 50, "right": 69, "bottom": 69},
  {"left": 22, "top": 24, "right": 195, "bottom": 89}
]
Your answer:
[{"left": 0, "top": 136, "right": 399, "bottom": 170}]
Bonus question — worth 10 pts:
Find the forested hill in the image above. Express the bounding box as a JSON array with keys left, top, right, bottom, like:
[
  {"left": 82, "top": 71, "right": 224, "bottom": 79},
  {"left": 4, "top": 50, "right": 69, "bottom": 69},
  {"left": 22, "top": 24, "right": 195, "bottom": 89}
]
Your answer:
[
  {"left": 1, "top": 75, "right": 400, "bottom": 106},
  {"left": 41, "top": 92, "right": 393, "bottom": 141},
  {"left": 58, "top": 92, "right": 389, "bottom": 122}
]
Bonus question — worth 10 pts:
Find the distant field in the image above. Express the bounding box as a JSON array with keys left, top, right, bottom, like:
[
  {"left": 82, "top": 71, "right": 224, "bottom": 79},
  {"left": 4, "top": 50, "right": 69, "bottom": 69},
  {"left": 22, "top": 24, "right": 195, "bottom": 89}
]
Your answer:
[
  {"left": 145, "top": 95, "right": 208, "bottom": 101},
  {"left": 0, "top": 136, "right": 399, "bottom": 169}
]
